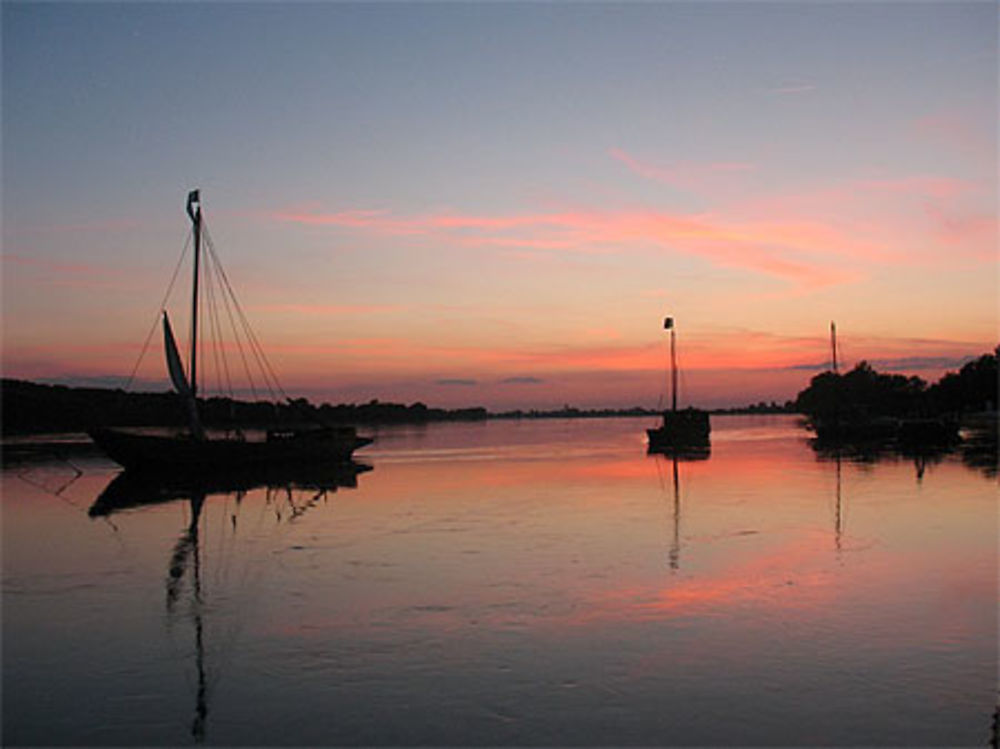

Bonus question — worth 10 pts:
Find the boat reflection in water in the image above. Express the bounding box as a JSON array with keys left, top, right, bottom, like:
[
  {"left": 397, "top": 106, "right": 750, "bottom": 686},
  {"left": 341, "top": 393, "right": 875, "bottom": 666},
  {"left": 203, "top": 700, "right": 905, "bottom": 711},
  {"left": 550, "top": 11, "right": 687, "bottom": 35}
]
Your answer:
[
  {"left": 89, "top": 461, "right": 370, "bottom": 518},
  {"left": 648, "top": 445, "right": 710, "bottom": 572},
  {"left": 809, "top": 418, "right": 998, "bottom": 482},
  {"left": 88, "top": 461, "right": 371, "bottom": 743}
]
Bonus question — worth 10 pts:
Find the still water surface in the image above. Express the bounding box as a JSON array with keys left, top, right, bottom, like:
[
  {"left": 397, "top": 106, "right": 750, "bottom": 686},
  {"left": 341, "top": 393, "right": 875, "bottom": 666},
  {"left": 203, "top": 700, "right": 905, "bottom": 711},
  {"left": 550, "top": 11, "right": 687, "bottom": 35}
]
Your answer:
[{"left": 3, "top": 415, "right": 996, "bottom": 746}]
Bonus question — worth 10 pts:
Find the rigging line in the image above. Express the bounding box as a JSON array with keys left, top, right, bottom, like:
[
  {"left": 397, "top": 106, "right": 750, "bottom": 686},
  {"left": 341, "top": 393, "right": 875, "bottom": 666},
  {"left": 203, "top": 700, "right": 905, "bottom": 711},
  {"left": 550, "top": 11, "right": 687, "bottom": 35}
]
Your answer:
[
  {"left": 205, "top": 250, "right": 236, "bottom": 402},
  {"left": 122, "top": 231, "right": 193, "bottom": 393},
  {"left": 238, "top": 304, "right": 280, "bottom": 403},
  {"left": 200, "top": 224, "right": 265, "bottom": 401},
  {"left": 201, "top": 228, "right": 260, "bottom": 402},
  {"left": 202, "top": 250, "right": 227, "bottom": 400},
  {"left": 203, "top": 256, "right": 221, "bottom": 398},
  {"left": 222, "top": 277, "right": 260, "bottom": 403},
  {"left": 224, "top": 269, "right": 282, "bottom": 402},
  {"left": 202, "top": 225, "right": 287, "bottom": 403},
  {"left": 15, "top": 464, "right": 87, "bottom": 513},
  {"left": 656, "top": 336, "right": 669, "bottom": 412},
  {"left": 198, "top": 260, "right": 207, "bottom": 398},
  {"left": 674, "top": 342, "right": 685, "bottom": 407}
]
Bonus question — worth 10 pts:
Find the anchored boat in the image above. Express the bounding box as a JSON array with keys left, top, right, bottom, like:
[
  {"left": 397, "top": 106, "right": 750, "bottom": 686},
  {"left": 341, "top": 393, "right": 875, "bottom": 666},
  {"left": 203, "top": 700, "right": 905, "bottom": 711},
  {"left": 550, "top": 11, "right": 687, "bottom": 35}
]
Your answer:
[
  {"left": 88, "top": 190, "right": 371, "bottom": 475},
  {"left": 647, "top": 316, "right": 710, "bottom": 453}
]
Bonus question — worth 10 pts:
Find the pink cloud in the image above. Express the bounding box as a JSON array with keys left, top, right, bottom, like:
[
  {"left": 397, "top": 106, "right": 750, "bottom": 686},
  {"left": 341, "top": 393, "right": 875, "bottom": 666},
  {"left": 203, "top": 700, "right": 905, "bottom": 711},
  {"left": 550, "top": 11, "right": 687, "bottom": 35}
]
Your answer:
[
  {"left": 275, "top": 206, "right": 870, "bottom": 290},
  {"left": 609, "top": 147, "right": 755, "bottom": 191},
  {"left": 272, "top": 146, "right": 993, "bottom": 294},
  {"left": 2, "top": 252, "right": 136, "bottom": 289},
  {"left": 856, "top": 176, "right": 971, "bottom": 199},
  {"left": 729, "top": 174, "right": 994, "bottom": 265}
]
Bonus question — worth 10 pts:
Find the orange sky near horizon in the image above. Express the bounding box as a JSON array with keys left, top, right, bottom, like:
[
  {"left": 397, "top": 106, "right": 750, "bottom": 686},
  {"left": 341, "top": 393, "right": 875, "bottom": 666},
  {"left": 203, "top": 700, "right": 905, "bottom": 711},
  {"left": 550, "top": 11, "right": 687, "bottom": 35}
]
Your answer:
[{"left": 2, "top": 3, "right": 996, "bottom": 410}]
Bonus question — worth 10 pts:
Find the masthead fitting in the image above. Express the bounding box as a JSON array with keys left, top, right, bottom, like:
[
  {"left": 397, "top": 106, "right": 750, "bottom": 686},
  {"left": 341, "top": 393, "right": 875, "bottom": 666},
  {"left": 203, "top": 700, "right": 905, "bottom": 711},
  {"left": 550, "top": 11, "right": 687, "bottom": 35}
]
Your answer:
[
  {"left": 186, "top": 189, "right": 200, "bottom": 222},
  {"left": 664, "top": 317, "right": 674, "bottom": 330}
]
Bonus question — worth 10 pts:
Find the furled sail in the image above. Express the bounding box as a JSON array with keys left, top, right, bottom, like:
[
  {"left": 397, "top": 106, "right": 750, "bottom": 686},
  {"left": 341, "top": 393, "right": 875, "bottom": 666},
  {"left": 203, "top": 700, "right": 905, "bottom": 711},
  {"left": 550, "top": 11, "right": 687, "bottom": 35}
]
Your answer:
[{"left": 163, "top": 311, "right": 205, "bottom": 439}]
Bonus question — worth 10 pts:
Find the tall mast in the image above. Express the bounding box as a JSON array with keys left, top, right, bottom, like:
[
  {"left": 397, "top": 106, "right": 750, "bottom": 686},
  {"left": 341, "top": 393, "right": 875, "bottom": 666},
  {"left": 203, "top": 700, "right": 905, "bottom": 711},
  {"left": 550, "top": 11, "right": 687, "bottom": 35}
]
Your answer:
[
  {"left": 187, "top": 190, "right": 201, "bottom": 400},
  {"left": 671, "top": 327, "right": 678, "bottom": 412},
  {"left": 830, "top": 320, "right": 838, "bottom": 374},
  {"left": 664, "top": 316, "right": 677, "bottom": 412}
]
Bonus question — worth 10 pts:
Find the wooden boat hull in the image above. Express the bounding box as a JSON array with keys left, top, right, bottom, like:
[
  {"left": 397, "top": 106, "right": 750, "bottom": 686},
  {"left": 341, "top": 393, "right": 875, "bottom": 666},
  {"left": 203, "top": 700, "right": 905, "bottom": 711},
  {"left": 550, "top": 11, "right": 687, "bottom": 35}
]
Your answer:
[
  {"left": 647, "top": 408, "right": 711, "bottom": 453},
  {"left": 89, "top": 426, "right": 372, "bottom": 475}
]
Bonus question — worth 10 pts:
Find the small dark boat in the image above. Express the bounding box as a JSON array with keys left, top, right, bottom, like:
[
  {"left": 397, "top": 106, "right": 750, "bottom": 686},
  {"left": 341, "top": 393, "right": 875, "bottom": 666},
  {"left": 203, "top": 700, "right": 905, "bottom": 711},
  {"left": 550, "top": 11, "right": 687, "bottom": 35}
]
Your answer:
[
  {"left": 647, "top": 316, "right": 711, "bottom": 453},
  {"left": 88, "top": 190, "right": 371, "bottom": 473},
  {"left": 648, "top": 408, "right": 711, "bottom": 451}
]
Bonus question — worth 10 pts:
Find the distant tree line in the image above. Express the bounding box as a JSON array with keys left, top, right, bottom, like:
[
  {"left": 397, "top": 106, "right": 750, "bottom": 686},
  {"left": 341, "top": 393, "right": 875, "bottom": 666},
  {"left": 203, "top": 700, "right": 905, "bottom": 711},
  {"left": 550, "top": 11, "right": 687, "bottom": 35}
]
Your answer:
[
  {"left": 495, "top": 402, "right": 796, "bottom": 418},
  {"left": 493, "top": 405, "right": 657, "bottom": 419},
  {"left": 713, "top": 401, "right": 796, "bottom": 415},
  {"left": 8, "top": 350, "right": 991, "bottom": 436},
  {"left": 0, "top": 379, "right": 486, "bottom": 435},
  {"left": 794, "top": 347, "right": 998, "bottom": 422}
]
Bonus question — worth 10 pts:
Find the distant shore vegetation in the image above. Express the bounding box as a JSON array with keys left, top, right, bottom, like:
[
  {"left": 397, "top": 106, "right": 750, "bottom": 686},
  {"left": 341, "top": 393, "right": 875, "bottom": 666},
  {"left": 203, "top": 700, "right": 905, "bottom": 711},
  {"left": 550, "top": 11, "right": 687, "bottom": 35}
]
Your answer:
[
  {"left": 2, "top": 379, "right": 790, "bottom": 435},
  {"left": 794, "top": 346, "right": 998, "bottom": 421},
  {"left": 0, "top": 381, "right": 488, "bottom": 436},
  {"left": 2, "top": 348, "right": 995, "bottom": 435}
]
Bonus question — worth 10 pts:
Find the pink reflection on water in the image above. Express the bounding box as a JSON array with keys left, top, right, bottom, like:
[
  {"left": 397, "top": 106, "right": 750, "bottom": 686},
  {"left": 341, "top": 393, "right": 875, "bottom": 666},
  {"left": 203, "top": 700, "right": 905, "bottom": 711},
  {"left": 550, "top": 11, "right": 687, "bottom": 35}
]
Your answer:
[{"left": 573, "top": 532, "right": 839, "bottom": 626}]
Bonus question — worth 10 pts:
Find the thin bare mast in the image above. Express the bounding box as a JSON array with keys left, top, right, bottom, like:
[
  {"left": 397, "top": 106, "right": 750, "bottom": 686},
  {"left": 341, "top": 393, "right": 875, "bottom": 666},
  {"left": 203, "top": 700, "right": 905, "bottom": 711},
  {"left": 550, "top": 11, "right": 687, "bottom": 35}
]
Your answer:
[
  {"left": 830, "top": 321, "right": 839, "bottom": 374},
  {"left": 187, "top": 190, "right": 201, "bottom": 399},
  {"left": 665, "top": 316, "right": 677, "bottom": 412}
]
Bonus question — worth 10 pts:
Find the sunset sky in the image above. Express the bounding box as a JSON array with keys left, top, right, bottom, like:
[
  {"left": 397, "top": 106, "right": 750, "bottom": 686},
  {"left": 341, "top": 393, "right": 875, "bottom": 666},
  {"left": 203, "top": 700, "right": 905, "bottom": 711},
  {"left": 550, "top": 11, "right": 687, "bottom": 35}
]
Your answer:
[{"left": 3, "top": 2, "right": 996, "bottom": 410}]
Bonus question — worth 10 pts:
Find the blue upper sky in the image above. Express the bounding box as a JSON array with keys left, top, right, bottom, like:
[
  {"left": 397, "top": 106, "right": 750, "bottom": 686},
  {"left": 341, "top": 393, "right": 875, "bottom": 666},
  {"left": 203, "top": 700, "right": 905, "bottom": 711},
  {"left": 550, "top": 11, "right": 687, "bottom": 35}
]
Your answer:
[{"left": 3, "top": 2, "right": 996, "bottom": 408}]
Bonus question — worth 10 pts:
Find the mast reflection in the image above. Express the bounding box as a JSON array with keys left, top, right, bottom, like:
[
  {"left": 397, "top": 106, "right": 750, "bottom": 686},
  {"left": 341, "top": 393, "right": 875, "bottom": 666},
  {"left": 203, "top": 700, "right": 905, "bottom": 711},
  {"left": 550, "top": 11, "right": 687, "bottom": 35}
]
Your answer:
[
  {"left": 650, "top": 445, "right": 710, "bottom": 572},
  {"left": 88, "top": 461, "right": 370, "bottom": 743}
]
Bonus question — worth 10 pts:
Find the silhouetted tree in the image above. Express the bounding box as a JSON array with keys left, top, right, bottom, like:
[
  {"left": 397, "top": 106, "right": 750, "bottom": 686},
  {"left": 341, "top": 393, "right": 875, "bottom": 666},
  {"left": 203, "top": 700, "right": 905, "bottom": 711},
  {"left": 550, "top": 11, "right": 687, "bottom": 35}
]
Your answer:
[
  {"left": 927, "top": 347, "right": 999, "bottom": 413},
  {"left": 795, "top": 362, "right": 928, "bottom": 420}
]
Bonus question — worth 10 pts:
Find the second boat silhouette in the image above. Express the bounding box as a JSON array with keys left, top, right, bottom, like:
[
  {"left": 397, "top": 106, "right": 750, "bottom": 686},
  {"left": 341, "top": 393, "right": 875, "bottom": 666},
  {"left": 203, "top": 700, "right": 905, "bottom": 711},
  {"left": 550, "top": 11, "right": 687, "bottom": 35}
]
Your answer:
[{"left": 647, "top": 316, "right": 711, "bottom": 454}]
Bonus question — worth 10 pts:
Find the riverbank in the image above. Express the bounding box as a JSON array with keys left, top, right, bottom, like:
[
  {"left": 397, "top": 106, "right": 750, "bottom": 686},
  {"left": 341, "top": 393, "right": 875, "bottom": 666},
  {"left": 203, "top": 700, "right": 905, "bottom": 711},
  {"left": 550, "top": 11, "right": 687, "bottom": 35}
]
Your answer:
[{"left": 2, "top": 378, "right": 794, "bottom": 436}]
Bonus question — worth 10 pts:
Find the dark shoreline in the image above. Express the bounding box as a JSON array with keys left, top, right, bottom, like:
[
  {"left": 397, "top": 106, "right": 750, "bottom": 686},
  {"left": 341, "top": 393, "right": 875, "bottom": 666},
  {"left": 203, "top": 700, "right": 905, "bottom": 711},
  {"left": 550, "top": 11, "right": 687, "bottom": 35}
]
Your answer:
[{"left": 2, "top": 377, "right": 794, "bottom": 437}]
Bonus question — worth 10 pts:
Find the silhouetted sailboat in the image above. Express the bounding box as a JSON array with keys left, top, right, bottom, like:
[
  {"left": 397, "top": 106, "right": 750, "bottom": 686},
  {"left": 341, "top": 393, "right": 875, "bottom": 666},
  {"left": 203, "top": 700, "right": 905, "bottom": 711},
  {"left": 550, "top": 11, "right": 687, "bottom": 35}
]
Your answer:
[
  {"left": 647, "top": 316, "right": 710, "bottom": 453},
  {"left": 89, "top": 190, "right": 371, "bottom": 475}
]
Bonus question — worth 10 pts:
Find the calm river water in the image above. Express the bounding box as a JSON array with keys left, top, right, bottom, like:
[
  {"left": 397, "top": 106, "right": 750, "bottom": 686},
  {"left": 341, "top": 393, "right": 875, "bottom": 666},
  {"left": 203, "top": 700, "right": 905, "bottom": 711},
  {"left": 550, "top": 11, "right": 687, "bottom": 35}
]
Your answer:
[{"left": 3, "top": 415, "right": 996, "bottom": 746}]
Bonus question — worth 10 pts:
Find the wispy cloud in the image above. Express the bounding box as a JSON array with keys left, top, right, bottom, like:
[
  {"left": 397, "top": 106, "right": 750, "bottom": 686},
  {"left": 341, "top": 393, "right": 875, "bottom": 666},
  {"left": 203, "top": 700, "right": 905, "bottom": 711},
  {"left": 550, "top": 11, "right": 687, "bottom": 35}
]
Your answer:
[
  {"left": 275, "top": 206, "right": 868, "bottom": 290},
  {"left": 609, "top": 148, "right": 755, "bottom": 191},
  {"left": 786, "top": 355, "right": 977, "bottom": 373},
  {"left": 2, "top": 252, "right": 136, "bottom": 290},
  {"left": 501, "top": 376, "right": 544, "bottom": 385},
  {"left": 868, "top": 355, "right": 978, "bottom": 371},
  {"left": 273, "top": 145, "right": 993, "bottom": 295},
  {"left": 435, "top": 378, "right": 478, "bottom": 386},
  {"left": 767, "top": 84, "right": 817, "bottom": 95},
  {"left": 781, "top": 335, "right": 988, "bottom": 374}
]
